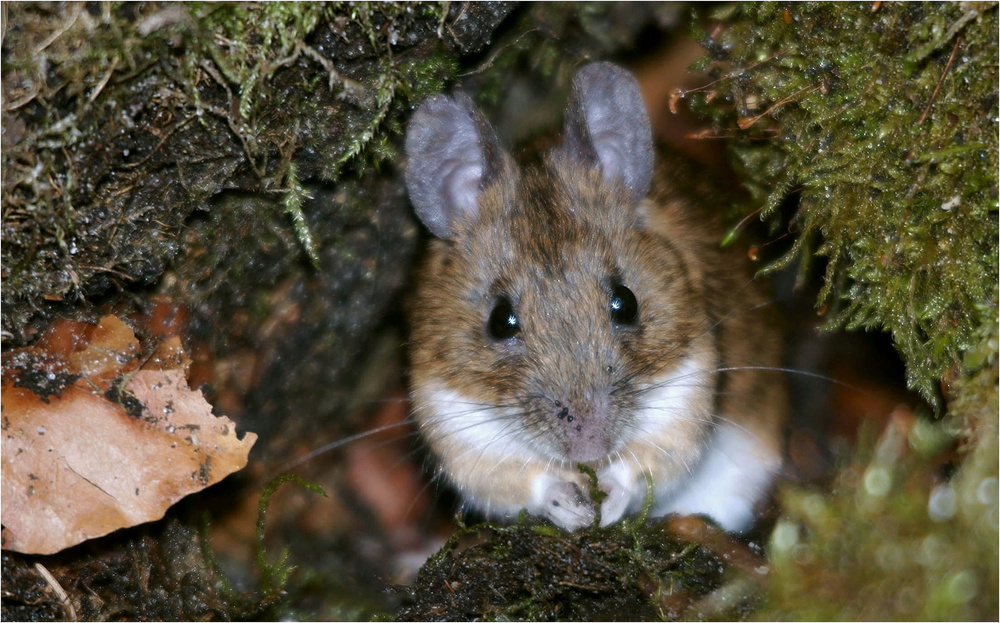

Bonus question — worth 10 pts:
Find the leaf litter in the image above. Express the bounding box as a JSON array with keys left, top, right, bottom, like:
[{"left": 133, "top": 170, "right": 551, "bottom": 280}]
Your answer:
[{"left": 2, "top": 315, "right": 257, "bottom": 555}]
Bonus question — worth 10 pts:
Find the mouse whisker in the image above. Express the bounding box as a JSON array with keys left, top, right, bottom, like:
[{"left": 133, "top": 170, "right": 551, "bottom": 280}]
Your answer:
[
  {"left": 713, "top": 364, "right": 868, "bottom": 395},
  {"left": 275, "top": 419, "right": 423, "bottom": 473}
]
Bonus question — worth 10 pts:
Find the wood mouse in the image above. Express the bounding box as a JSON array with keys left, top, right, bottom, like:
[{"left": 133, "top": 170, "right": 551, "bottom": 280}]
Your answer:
[{"left": 404, "top": 62, "right": 786, "bottom": 532}]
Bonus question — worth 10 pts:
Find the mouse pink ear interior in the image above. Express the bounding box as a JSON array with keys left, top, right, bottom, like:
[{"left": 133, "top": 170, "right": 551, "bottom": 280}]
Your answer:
[
  {"left": 405, "top": 93, "right": 504, "bottom": 239},
  {"left": 561, "top": 62, "right": 653, "bottom": 205}
]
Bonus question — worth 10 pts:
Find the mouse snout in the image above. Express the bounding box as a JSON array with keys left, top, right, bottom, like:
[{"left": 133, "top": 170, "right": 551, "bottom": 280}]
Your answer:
[{"left": 549, "top": 396, "right": 612, "bottom": 463}]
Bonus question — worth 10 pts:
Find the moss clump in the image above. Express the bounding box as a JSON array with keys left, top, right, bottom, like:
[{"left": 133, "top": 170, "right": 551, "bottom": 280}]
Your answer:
[
  {"left": 690, "top": 2, "right": 998, "bottom": 405},
  {"left": 393, "top": 515, "right": 766, "bottom": 621},
  {"left": 765, "top": 384, "right": 997, "bottom": 620},
  {"left": 1, "top": 3, "right": 510, "bottom": 619},
  {"left": 686, "top": 3, "right": 998, "bottom": 619},
  {"left": 1, "top": 2, "right": 488, "bottom": 342}
]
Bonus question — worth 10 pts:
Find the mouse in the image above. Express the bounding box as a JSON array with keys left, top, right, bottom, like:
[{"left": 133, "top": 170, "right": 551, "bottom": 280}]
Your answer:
[{"left": 403, "top": 62, "right": 787, "bottom": 532}]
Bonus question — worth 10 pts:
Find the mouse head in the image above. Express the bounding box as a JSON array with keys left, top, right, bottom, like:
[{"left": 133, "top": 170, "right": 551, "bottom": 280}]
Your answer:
[{"left": 405, "top": 63, "right": 709, "bottom": 464}]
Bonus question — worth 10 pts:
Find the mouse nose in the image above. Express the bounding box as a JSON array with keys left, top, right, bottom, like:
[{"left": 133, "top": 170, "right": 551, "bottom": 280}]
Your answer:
[{"left": 551, "top": 398, "right": 611, "bottom": 463}]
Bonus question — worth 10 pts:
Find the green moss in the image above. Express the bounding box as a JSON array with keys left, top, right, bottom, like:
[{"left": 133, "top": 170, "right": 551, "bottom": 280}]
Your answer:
[
  {"left": 186, "top": 3, "right": 330, "bottom": 119},
  {"left": 1, "top": 2, "right": 461, "bottom": 338},
  {"left": 691, "top": 2, "right": 998, "bottom": 405},
  {"left": 688, "top": 4, "right": 998, "bottom": 619},
  {"left": 394, "top": 517, "right": 744, "bottom": 621},
  {"left": 764, "top": 370, "right": 997, "bottom": 620},
  {"left": 175, "top": 1, "right": 456, "bottom": 184},
  {"left": 282, "top": 163, "right": 320, "bottom": 268},
  {"left": 254, "top": 475, "right": 327, "bottom": 595}
]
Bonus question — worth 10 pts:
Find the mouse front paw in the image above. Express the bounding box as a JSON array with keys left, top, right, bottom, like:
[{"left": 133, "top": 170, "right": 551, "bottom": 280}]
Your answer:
[
  {"left": 598, "top": 480, "right": 631, "bottom": 527},
  {"left": 537, "top": 479, "right": 595, "bottom": 531},
  {"left": 595, "top": 465, "right": 642, "bottom": 527}
]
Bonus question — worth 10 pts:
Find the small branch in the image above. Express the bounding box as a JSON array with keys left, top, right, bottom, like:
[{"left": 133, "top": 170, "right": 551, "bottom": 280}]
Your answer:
[
  {"left": 737, "top": 84, "right": 820, "bottom": 130},
  {"left": 909, "top": 6, "right": 981, "bottom": 64},
  {"left": 437, "top": 1, "right": 451, "bottom": 38},
  {"left": 300, "top": 43, "right": 365, "bottom": 97},
  {"left": 87, "top": 57, "right": 119, "bottom": 104},
  {"left": 34, "top": 562, "right": 78, "bottom": 621},
  {"left": 917, "top": 36, "right": 961, "bottom": 126},
  {"left": 460, "top": 28, "right": 540, "bottom": 77},
  {"left": 78, "top": 264, "right": 135, "bottom": 280},
  {"left": 198, "top": 59, "right": 267, "bottom": 178},
  {"left": 34, "top": 2, "right": 82, "bottom": 55},
  {"left": 672, "top": 53, "right": 783, "bottom": 99},
  {"left": 136, "top": 5, "right": 188, "bottom": 36},
  {"left": 4, "top": 80, "right": 42, "bottom": 111}
]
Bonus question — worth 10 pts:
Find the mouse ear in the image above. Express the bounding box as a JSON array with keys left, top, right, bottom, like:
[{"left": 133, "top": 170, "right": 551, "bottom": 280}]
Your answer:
[
  {"left": 561, "top": 62, "right": 653, "bottom": 204},
  {"left": 405, "top": 93, "right": 505, "bottom": 239}
]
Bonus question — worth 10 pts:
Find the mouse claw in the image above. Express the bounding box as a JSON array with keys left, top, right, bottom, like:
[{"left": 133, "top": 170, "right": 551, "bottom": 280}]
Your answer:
[{"left": 539, "top": 480, "right": 595, "bottom": 531}]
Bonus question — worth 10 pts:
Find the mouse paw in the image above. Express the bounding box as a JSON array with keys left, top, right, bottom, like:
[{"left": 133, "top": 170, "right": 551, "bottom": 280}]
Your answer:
[
  {"left": 599, "top": 480, "right": 631, "bottom": 527},
  {"left": 537, "top": 480, "right": 595, "bottom": 531}
]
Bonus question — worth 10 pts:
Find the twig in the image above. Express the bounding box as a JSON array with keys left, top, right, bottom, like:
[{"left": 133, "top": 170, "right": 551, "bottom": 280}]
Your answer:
[
  {"left": 673, "top": 53, "right": 782, "bottom": 98},
  {"left": 79, "top": 264, "right": 135, "bottom": 280},
  {"left": 910, "top": 6, "right": 980, "bottom": 64},
  {"left": 445, "top": 2, "right": 470, "bottom": 48},
  {"left": 34, "top": 562, "right": 78, "bottom": 621},
  {"left": 198, "top": 59, "right": 267, "bottom": 178},
  {"left": 737, "top": 84, "right": 820, "bottom": 130},
  {"left": 87, "top": 57, "right": 119, "bottom": 104},
  {"left": 460, "top": 28, "right": 540, "bottom": 77},
  {"left": 34, "top": 2, "right": 82, "bottom": 54},
  {"left": 917, "top": 35, "right": 961, "bottom": 126},
  {"left": 198, "top": 58, "right": 232, "bottom": 96},
  {"left": 437, "top": 1, "right": 451, "bottom": 38},
  {"left": 136, "top": 4, "right": 188, "bottom": 36},
  {"left": 300, "top": 43, "right": 365, "bottom": 96},
  {"left": 4, "top": 80, "right": 42, "bottom": 111}
]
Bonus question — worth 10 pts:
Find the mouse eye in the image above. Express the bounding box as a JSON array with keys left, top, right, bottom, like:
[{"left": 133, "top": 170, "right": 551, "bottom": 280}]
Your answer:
[
  {"left": 487, "top": 297, "right": 520, "bottom": 341},
  {"left": 609, "top": 284, "right": 638, "bottom": 326}
]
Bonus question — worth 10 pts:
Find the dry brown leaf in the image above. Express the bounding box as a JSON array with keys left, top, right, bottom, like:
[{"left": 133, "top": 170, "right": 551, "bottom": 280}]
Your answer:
[{"left": 1, "top": 316, "right": 257, "bottom": 555}]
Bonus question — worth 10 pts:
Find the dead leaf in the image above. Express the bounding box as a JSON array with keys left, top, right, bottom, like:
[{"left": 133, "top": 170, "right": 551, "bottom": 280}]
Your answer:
[{"left": 1, "top": 315, "right": 257, "bottom": 555}]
